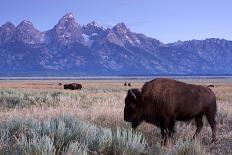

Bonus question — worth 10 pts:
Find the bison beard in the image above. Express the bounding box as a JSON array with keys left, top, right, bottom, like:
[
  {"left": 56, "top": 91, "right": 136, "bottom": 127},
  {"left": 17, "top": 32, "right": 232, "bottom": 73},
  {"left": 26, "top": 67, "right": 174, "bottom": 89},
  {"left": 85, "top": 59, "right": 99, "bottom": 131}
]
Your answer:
[{"left": 124, "top": 78, "right": 217, "bottom": 145}]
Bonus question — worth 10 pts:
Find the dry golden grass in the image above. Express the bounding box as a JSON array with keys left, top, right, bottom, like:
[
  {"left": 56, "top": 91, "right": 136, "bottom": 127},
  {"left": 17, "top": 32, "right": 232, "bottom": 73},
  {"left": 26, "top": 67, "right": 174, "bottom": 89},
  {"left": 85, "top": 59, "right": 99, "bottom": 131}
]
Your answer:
[{"left": 0, "top": 79, "right": 231, "bottom": 154}]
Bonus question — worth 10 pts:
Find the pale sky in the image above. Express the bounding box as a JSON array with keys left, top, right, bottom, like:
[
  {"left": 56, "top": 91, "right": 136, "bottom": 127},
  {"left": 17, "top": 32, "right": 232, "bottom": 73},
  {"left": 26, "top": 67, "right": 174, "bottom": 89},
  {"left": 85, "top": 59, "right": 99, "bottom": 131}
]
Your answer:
[{"left": 0, "top": 0, "right": 231, "bottom": 43}]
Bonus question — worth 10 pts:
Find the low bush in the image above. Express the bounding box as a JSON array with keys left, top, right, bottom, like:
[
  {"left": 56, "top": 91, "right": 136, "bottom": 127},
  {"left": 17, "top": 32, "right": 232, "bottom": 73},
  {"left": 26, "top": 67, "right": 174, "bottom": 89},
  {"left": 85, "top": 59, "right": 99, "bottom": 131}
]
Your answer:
[{"left": 0, "top": 115, "right": 148, "bottom": 155}]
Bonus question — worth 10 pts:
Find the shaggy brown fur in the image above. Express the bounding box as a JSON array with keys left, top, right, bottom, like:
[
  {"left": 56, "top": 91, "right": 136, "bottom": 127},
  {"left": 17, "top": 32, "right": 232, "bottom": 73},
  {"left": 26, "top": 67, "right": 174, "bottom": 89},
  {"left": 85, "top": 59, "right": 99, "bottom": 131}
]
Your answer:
[{"left": 124, "top": 78, "right": 217, "bottom": 145}]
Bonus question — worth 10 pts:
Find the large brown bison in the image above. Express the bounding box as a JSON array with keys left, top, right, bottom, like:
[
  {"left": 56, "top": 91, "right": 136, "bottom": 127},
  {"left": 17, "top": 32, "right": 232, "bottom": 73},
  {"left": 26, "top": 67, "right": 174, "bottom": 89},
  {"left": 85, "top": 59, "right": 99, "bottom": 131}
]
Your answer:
[
  {"left": 64, "top": 83, "right": 82, "bottom": 90},
  {"left": 124, "top": 78, "right": 217, "bottom": 145}
]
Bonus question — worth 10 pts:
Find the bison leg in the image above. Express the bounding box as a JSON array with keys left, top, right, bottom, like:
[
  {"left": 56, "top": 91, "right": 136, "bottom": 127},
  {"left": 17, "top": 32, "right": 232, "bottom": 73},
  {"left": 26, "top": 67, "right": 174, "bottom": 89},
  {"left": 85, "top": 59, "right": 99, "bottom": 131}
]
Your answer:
[
  {"left": 168, "top": 118, "right": 175, "bottom": 137},
  {"left": 160, "top": 128, "right": 168, "bottom": 146},
  {"left": 193, "top": 113, "right": 203, "bottom": 138},
  {"left": 161, "top": 128, "right": 165, "bottom": 139},
  {"left": 160, "top": 118, "right": 171, "bottom": 146},
  {"left": 205, "top": 113, "right": 217, "bottom": 143},
  {"left": 132, "top": 120, "right": 141, "bottom": 129}
]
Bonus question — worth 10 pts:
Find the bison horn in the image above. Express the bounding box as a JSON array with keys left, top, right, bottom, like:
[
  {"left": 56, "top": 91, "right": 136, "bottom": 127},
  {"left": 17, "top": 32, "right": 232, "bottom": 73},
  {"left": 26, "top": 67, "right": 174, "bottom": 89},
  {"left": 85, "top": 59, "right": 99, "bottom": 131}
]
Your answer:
[{"left": 129, "top": 89, "right": 136, "bottom": 100}]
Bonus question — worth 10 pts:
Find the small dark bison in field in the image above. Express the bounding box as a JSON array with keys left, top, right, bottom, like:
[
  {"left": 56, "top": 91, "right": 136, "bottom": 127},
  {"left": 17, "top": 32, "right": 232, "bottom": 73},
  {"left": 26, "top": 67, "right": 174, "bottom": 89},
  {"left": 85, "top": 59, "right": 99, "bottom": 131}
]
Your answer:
[
  {"left": 124, "top": 82, "right": 131, "bottom": 86},
  {"left": 58, "top": 83, "right": 62, "bottom": 86},
  {"left": 64, "top": 83, "right": 82, "bottom": 90},
  {"left": 207, "top": 85, "right": 215, "bottom": 88},
  {"left": 124, "top": 78, "right": 217, "bottom": 145}
]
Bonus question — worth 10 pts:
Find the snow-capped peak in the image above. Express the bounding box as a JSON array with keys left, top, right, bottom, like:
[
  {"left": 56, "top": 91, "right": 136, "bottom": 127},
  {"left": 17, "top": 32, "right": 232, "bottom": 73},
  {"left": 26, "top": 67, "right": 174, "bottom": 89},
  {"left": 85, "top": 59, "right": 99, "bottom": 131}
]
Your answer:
[
  {"left": 89, "top": 21, "right": 100, "bottom": 27},
  {"left": 21, "top": 20, "right": 32, "bottom": 25},
  {"left": 16, "top": 20, "right": 34, "bottom": 29},
  {"left": 63, "top": 12, "right": 75, "bottom": 19}
]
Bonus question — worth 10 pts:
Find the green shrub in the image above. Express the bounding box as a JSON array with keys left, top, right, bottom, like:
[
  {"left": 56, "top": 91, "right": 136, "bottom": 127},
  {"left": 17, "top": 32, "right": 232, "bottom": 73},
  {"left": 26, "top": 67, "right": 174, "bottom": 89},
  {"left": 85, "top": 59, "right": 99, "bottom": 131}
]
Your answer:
[
  {"left": 169, "top": 138, "right": 207, "bottom": 155},
  {"left": 0, "top": 115, "right": 151, "bottom": 155},
  {"left": 0, "top": 89, "right": 65, "bottom": 109}
]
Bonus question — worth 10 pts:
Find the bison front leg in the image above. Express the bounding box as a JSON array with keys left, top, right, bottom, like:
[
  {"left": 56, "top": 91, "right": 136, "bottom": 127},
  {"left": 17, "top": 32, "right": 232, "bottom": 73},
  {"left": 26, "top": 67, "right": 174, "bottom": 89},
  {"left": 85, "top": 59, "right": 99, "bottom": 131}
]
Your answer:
[
  {"left": 160, "top": 117, "right": 174, "bottom": 146},
  {"left": 168, "top": 118, "right": 176, "bottom": 137},
  {"left": 160, "top": 128, "right": 168, "bottom": 146},
  {"left": 160, "top": 124, "right": 170, "bottom": 145},
  {"left": 132, "top": 120, "right": 141, "bottom": 129}
]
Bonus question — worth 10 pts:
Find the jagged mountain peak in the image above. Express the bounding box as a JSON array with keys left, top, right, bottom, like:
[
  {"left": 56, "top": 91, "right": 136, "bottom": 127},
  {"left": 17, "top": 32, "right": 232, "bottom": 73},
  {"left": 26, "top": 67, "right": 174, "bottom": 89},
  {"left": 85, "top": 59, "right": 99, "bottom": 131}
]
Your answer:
[
  {"left": 83, "top": 21, "right": 106, "bottom": 31},
  {"left": 57, "top": 12, "right": 76, "bottom": 25},
  {"left": 106, "top": 22, "right": 144, "bottom": 47},
  {"left": 51, "top": 13, "right": 83, "bottom": 44},
  {"left": 0, "top": 22, "right": 16, "bottom": 44},
  {"left": 114, "top": 22, "right": 127, "bottom": 29},
  {"left": 1, "top": 21, "right": 15, "bottom": 28},
  {"left": 15, "top": 19, "right": 43, "bottom": 44},
  {"left": 61, "top": 12, "right": 75, "bottom": 19},
  {"left": 53, "top": 12, "right": 79, "bottom": 31},
  {"left": 82, "top": 21, "right": 106, "bottom": 37},
  {"left": 83, "top": 21, "right": 103, "bottom": 30},
  {"left": 16, "top": 20, "right": 37, "bottom": 32},
  {"left": 112, "top": 22, "right": 129, "bottom": 33},
  {"left": 16, "top": 20, "right": 39, "bottom": 33},
  {"left": 88, "top": 21, "right": 100, "bottom": 27},
  {"left": 18, "top": 20, "right": 33, "bottom": 27},
  {"left": 1, "top": 13, "right": 232, "bottom": 75}
]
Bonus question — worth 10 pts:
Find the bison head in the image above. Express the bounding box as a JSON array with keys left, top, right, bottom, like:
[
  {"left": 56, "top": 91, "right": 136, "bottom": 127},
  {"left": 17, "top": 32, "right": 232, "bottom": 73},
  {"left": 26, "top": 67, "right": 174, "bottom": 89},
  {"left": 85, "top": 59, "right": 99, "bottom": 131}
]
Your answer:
[{"left": 124, "top": 89, "right": 142, "bottom": 129}]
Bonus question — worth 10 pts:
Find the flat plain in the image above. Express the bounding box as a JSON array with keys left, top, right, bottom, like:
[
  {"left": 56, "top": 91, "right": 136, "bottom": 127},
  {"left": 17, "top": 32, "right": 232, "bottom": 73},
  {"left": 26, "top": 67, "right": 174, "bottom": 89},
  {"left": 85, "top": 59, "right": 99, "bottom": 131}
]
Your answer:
[{"left": 0, "top": 78, "right": 231, "bottom": 155}]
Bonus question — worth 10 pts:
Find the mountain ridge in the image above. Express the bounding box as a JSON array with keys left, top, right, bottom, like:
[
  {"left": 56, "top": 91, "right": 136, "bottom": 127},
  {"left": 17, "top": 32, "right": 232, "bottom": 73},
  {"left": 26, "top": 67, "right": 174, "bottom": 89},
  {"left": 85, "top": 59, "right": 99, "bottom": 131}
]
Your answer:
[{"left": 0, "top": 13, "right": 232, "bottom": 76}]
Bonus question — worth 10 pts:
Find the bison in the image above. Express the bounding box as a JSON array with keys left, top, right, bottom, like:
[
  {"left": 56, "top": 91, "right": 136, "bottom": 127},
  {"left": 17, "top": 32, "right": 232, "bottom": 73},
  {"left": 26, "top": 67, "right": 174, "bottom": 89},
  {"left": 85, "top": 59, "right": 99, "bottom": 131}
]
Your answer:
[
  {"left": 128, "top": 83, "right": 131, "bottom": 87},
  {"left": 124, "top": 82, "right": 127, "bottom": 86},
  {"left": 207, "top": 85, "right": 214, "bottom": 88},
  {"left": 124, "top": 78, "right": 217, "bottom": 145},
  {"left": 64, "top": 83, "right": 82, "bottom": 90}
]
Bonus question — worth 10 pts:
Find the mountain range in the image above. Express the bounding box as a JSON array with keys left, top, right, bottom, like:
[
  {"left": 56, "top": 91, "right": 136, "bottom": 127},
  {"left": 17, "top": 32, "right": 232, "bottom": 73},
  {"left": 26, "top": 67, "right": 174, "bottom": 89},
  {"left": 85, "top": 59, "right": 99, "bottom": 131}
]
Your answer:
[{"left": 1, "top": 13, "right": 232, "bottom": 76}]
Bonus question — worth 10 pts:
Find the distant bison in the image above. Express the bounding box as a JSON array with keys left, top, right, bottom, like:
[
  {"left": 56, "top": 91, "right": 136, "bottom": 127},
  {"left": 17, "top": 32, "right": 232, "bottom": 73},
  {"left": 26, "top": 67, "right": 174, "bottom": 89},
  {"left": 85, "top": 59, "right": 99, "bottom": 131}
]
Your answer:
[
  {"left": 124, "top": 82, "right": 127, "bottom": 86},
  {"left": 128, "top": 83, "right": 131, "bottom": 87},
  {"left": 207, "top": 85, "right": 214, "bottom": 88},
  {"left": 124, "top": 78, "right": 217, "bottom": 145},
  {"left": 58, "top": 83, "right": 62, "bottom": 86},
  {"left": 64, "top": 83, "right": 82, "bottom": 90}
]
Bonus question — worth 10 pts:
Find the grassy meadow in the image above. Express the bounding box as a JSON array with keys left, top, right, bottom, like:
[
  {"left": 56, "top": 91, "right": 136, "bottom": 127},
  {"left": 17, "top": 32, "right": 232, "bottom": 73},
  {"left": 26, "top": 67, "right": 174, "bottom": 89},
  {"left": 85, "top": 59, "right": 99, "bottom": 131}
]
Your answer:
[{"left": 0, "top": 79, "right": 231, "bottom": 155}]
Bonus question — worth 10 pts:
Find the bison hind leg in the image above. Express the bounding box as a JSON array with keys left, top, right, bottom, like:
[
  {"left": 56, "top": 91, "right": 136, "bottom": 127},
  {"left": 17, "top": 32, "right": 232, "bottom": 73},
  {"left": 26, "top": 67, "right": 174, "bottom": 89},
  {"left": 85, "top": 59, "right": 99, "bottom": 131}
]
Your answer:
[
  {"left": 205, "top": 112, "right": 217, "bottom": 143},
  {"left": 193, "top": 113, "right": 204, "bottom": 138}
]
